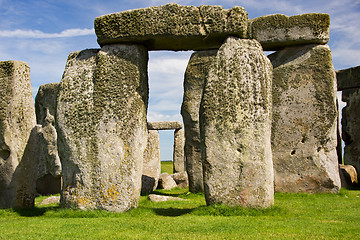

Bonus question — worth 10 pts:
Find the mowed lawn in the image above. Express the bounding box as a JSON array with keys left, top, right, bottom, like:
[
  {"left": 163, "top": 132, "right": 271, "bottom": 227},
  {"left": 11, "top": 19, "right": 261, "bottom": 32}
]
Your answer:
[{"left": 0, "top": 162, "right": 358, "bottom": 239}]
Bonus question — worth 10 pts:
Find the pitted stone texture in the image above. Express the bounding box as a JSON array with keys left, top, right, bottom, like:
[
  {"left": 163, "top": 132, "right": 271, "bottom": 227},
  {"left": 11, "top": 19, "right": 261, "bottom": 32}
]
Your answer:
[
  {"left": 269, "top": 44, "right": 340, "bottom": 193},
  {"left": 147, "top": 121, "right": 182, "bottom": 130},
  {"left": 0, "top": 61, "right": 36, "bottom": 208},
  {"left": 337, "top": 66, "right": 360, "bottom": 91},
  {"left": 173, "top": 129, "right": 185, "bottom": 173},
  {"left": 148, "top": 194, "right": 186, "bottom": 202},
  {"left": 171, "top": 171, "right": 188, "bottom": 189},
  {"left": 248, "top": 13, "right": 330, "bottom": 51},
  {"left": 342, "top": 88, "right": 360, "bottom": 183},
  {"left": 200, "top": 37, "right": 274, "bottom": 208},
  {"left": 57, "top": 45, "right": 148, "bottom": 212},
  {"left": 158, "top": 173, "right": 177, "bottom": 190},
  {"left": 181, "top": 50, "right": 218, "bottom": 192},
  {"left": 95, "top": 3, "right": 248, "bottom": 50},
  {"left": 35, "top": 83, "right": 62, "bottom": 193},
  {"left": 142, "top": 130, "right": 161, "bottom": 194}
]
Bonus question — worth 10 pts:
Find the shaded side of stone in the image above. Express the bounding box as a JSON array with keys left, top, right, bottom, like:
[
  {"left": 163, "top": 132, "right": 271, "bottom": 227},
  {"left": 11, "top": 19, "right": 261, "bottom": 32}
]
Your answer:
[
  {"left": 147, "top": 121, "right": 182, "bottom": 130},
  {"left": 57, "top": 45, "right": 148, "bottom": 212},
  {"left": 248, "top": 13, "right": 330, "bottom": 51},
  {"left": 269, "top": 44, "right": 341, "bottom": 193},
  {"left": 0, "top": 61, "right": 36, "bottom": 208},
  {"left": 342, "top": 88, "right": 360, "bottom": 183},
  {"left": 173, "top": 129, "right": 185, "bottom": 173},
  {"left": 339, "top": 164, "right": 358, "bottom": 188},
  {"left": 95, "top": 3, "right": 248, "bottom": 50},
  {"left": 142, "top": 130, "right": 161, "bottom": 194},
  {"left": 200, "top": 37, "right": 274, "bottom": 208},
  {"left": 181, "top": 50, "right": 218, "bottom": 193},
  {"left": 337, "top": 66, "right": 360, "bottom": 91}
]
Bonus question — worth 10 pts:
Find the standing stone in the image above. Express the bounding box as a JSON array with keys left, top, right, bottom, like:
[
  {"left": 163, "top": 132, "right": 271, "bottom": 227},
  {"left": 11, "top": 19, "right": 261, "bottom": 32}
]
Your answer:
[
  {"left": 35, "top": 83, "right": 62, "bottom": 195},
  {"left": 269, "top": 44, "right": 341, "bottom": 193},
  {"left": 0, "top": 61, "right": 36, "bottom": 208},
  {"left": 57, "top": 44, "right": 148, "bottom": 212},
  {"left": 181, "top": 50, "right": 218, "bottom": 193},
  {"left": 173, "top": 129, "right": 185, "bottom": 173},
  {"left": 142, "top": 129, "right": 161, "bottom": 194},
  {"left": 200, "top": 37, "right": 274, "bottom": 208}
]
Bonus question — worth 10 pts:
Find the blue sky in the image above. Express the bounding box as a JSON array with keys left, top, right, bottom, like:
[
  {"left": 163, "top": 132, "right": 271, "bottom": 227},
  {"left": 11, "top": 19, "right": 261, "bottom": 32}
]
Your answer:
[{"left": 1, "top": 0, "right": 359, "bottom": 160}]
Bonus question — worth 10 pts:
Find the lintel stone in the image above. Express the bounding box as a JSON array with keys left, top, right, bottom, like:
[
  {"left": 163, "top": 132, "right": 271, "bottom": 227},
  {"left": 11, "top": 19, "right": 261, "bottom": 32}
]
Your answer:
[
  {"left": 337, "top": 66, "right": 360, "bottom": 91},
  {"left": 95, "top": 3, "right": 248, "bottom": 50},
  {"left": 248, "top": 13, "right": 330, "bottom": 51},
  {"left": 147, "top": 121, "right": 183, "bottom": 130}
]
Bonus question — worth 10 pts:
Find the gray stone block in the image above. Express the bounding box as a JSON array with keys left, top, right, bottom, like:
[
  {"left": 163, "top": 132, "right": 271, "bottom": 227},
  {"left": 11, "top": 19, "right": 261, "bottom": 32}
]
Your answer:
[
  {"left": 336, "top": 66, "right": 360, "bottom": 91},
  {"left": 147, "top": 121, "right": 182, "bottom": 130}
]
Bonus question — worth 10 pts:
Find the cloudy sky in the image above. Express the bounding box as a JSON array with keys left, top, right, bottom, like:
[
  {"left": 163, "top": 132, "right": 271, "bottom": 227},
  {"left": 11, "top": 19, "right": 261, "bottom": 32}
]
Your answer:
[{"left": 1, "top": 0, "right": 359, "bottom": 160}]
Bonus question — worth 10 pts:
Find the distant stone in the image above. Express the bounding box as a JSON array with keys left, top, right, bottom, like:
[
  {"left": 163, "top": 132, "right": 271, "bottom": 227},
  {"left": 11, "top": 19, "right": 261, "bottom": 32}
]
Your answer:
[
  {"left": 337, "top": 66, "right": 360, "bottom": 91},
  {"left": 142, "top": 130, "right": 161, "bottom": 194},
  {"left": 171, "top": 171, "right": 188, "bottom": 189},
  {"left": 39, "top": 196, "right": 60, "bottom": 206},
  {"left": 342, "top": 88, "right": 360, "bottom": 182},
  {"left": 35, "top": 83, "right": 59, "bottom": 125},
  {"left": 269, "top": 44, "right": 341, "bottom": 193},
  {"left": 148, "top": 194, "right": 186, "bottom": 202},
  {"left": 248, "top": 13, "right": 330, "bottom": 51},
  {"left": 200, "top": 37, "right": 274, "bottom": 208},
  {"left": 181, "top": 50, "right": 218, "bottom": 193},
  {"left": 95, "top": 3, "right": 248, "bottom": 50},
  {"left": 147, "top": 121, "right": 182, "bottom": 130},
  {"left": 158, "top": 173, "right": 177, "bottom": 190},
  {"left": 0, "top": 61, "right": 36, "bottom": 208},
  {"left": 339, "top": 164, "right": 358, "bottom": 188},
  {"left": 57, "top": 45, "right": 148, "bottom": 212},
  {"left": 36, "top": 174, "right": 62, "bottom": 195},
  {"left": 173, "top": 129, "right": 185, "bottom": 173}
]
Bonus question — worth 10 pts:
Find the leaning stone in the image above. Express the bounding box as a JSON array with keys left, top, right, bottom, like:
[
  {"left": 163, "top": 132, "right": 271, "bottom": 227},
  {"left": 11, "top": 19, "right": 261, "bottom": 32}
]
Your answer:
[
  {"left": 158, "top": 173, "right": 177, "bottom": 190},
  {"left": 200, "top": 37, "right": 274, "bottom": 208},
  {"left": 173, "top": 129, "right": 185, "bottom": 173},
  {"left": 248, "top": 13, "right": 330, "bottom": 51},
  {"left": 269, "top": 44, "right": 341, "bottom": 193},
  {"left": 147, "top": 121, "right": 182, "bottom": 130},
  {"left": 339, "top": 164, "right": 358, "bottom": 188},
  {"left": 181, "top": 50, "right": 218, "bottom": 193},
  {"left": 38, "top": 196, "right": 60, "bottom": 206},
  {"left": 0, "top": 61, "right": 36, "bottom": 208},
  {"left": 337, "top": 66, "right": 360, "bottom": 91},
  {"left": 142, "top": 130, "right": 161, "bottom": 195},
  {"left": 171, "top": 171, "right": 188, "bottom": 189},
  {"left": 57, "top": 45, "right": 148, "bottom": 212},
  {"left": 95, "top": 3, "right": 248, "bottom": 50},
  {"left": 342, "top": 88, "right": 360, "bottom": 182},
  {"left": 148, "top": 194, "right": 186, "bottom": 202}
]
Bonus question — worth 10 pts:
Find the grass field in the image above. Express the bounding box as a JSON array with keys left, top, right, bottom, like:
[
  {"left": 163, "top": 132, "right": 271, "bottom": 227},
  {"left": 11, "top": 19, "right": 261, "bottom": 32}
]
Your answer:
[{"left": 0, "top": 161, "right": 358, "bottom": 239}]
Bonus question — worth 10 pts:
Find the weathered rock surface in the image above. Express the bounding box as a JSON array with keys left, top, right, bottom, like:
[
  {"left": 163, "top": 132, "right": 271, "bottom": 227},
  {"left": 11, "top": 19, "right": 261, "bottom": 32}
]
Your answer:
[
  {"left": 173, "top": 129, "right": 185, "bottom": 173},
  {"left": 269, "top": 44, "right": 340, "bottom": 193},
  {"left": 0, "top": 61, "right": 36, "bottom": 208},
  {"left": 181, "top": 50, "right": 218, "bottom": 193},
  {"left": 57, "top": 45, "right": 148, "bottom": 212},
  {"left": 39, "top": 196, "right": 60, "bottom": 206},
  {"left": 342, "top": 88, "right": 360, "bottom": 182},
  {"left": 147, "top": 121, "right": 182, "bottom": 130},
  {"left": 200, "top": 37, "right": 274, "bottom": 208},
  {"left": 248, "top": 13, "right": 330, "bottom": 51},
  {"left": 148, "top": 194, "right": 186, "bottom": 202},
  {"left": 171, "top": 171, "right": 188, "bottom": 189},
  {"left": 337, "top": 66, "right": 360, "bottom": 91},
  {"left": 35, "top": 83, "right": 62, "bottom": 195},
  {"left": 95, "top": 3, "right": 248, "bottom": 50},
  {"left": 142, "top": 130, "right": 161, "bottom": 194},
  {"left": 339, "top": 164, "right": 358, "bottom": 188},
  {"left": 158, "top": 173, "right": 177, "bottom": 190}
]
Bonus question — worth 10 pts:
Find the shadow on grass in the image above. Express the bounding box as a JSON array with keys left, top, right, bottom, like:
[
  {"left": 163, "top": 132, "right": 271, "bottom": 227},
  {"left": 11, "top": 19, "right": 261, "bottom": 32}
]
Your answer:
[
  {"left": 152, "top": 207, "right": 195, "bottom": 217},
  {"left": 12, "top": 207, "right": 56, "bottom": 217}
]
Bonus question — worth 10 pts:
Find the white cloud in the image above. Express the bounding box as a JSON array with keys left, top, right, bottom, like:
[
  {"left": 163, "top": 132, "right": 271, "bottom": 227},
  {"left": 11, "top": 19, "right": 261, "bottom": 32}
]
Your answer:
[
  {"left": 147, "top": 111, "right": 182, "bottom": 122},
  {"left": 0, "top": 28, "right": 95, "bottom": 38}
]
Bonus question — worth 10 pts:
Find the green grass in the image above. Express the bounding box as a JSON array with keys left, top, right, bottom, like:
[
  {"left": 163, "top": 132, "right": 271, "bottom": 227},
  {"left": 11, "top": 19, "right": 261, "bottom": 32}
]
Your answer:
[
  {"left": 0, "top": 188, "right": 359, "bottom": 239},
  {"left": 161, "top": 160, "right": 173, "bottom": 174}
]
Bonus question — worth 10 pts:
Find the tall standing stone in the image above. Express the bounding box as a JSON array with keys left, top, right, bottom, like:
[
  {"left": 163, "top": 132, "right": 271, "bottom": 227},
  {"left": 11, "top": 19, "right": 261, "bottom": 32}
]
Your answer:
[
  {"left": 200, "top": 37, "right": 274, "bottom": 208},
  {"left": 173, "top": 128, "right": 185, "bottom": 173},
  {"left": 57, "top": 44, "right": 148, "bottom": 212},
  {"left": 142, "top": 129, "right": 161, "bottom": 194},
  {"left": 0, "top": 61, "right": 36, "bottom": 208},
  {"left": 181, "top": 50, "right": 217, "bottom": 192},
  {"left": 269, "top": 44, "right": 340, "bottom": 193}
]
